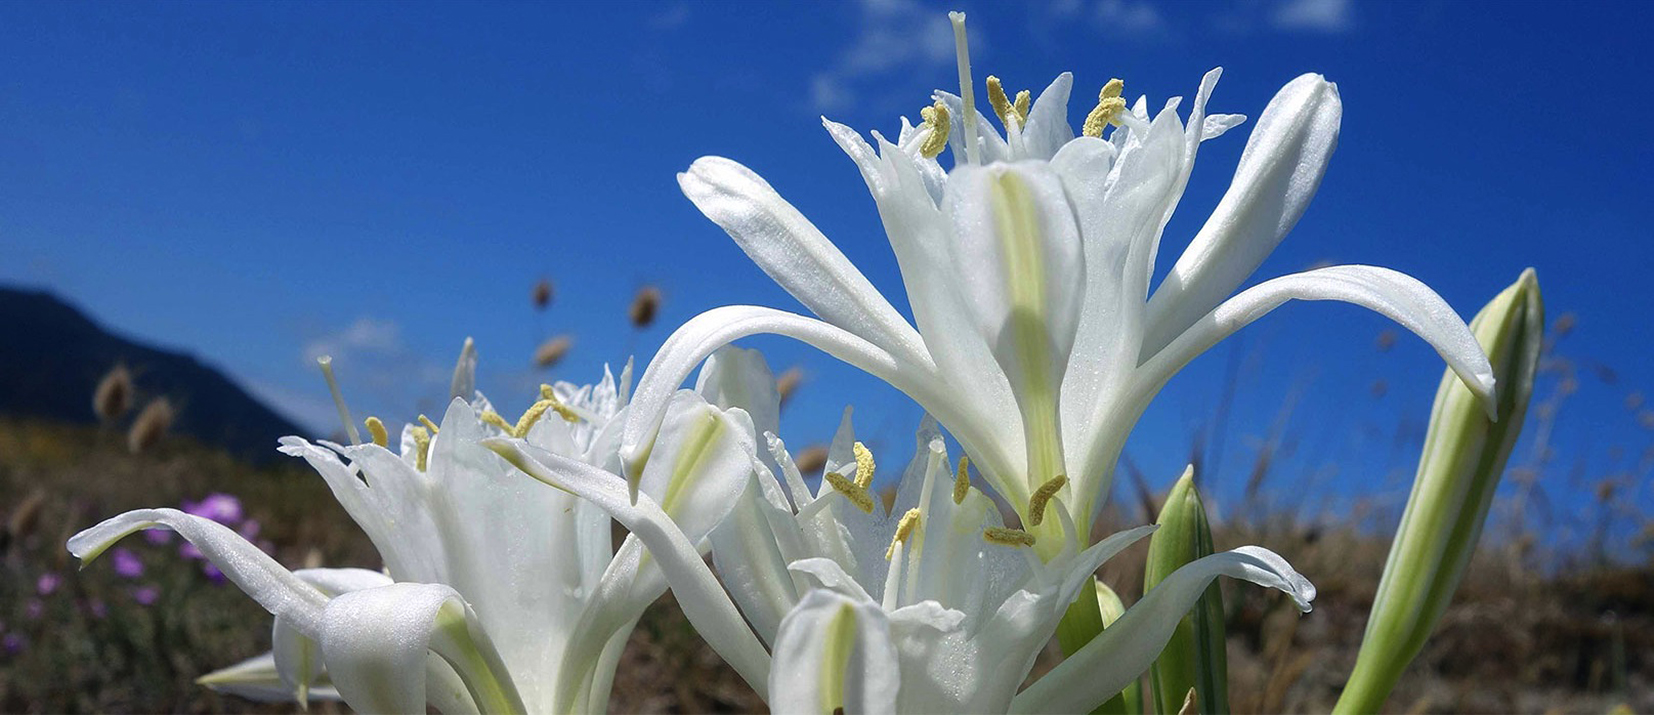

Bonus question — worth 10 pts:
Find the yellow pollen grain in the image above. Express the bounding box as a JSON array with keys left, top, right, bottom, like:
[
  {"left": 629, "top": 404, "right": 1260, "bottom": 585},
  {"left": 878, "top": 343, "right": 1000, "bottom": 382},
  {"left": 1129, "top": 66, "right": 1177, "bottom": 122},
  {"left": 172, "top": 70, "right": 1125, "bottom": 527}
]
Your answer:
[
  {"left": 825, "top": 471, "right": 875, "bottom": 514},
  {"left": 852, "top": 441, "right": 875, "bottom": 489},
  {"left": 918, "top": 101, "right": 950, "bottom": 159},
  {"left": 986, "top": 75, "right": 1014, "bottom": 127},
  {"left": 886, "top": 508, "right": 922, "bottom": 559},
  {"left": 1014, "top": 89, "right": 1030, "bottom": 122},
  {"left": 479, "top": 410, "right": 514, "bottom": 434},
  {"left": 364, "top": 416, "right": 389, "bottom": 448},
  {"left": 418, "top": 414, "right": 440, "bottom": 434},
  {"left": 1082, "top": 78, "right": 1128, "bottom": 138},
  {"left": 540, "top": 384, "right": 556, "bottom": 400},
  {"left": 983, "top": 527, "right": 1036, "bottom": 548},
  {"left": 410, "top": 426, "right": 431, "bottom": 472},
  {"left": 1027, "top": 474, "right": 1068, "bottom": 527},
  {"left": 952, "top": 456, "right": 971, "bottom": 504}
]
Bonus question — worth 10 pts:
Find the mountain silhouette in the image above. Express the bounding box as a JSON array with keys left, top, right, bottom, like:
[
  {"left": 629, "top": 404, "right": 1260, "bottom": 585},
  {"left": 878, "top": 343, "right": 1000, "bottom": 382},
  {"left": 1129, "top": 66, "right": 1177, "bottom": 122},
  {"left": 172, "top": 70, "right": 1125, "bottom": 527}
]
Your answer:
[{"left": 0, "top": 286, "right": 307, "bottom": 464}]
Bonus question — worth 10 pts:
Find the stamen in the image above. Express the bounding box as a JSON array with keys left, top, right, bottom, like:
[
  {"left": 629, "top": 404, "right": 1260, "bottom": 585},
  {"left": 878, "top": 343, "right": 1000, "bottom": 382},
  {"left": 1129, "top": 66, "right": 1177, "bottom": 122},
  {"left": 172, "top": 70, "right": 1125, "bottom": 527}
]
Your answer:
[
  {"left": 953, "top": 456, "right": 971, "bottom": 504},
  {"left": 986, "top": 75, "right": 1016, "bottom": 128},
  {"left": 1027, "top": 474, "right": 1068, "bottom": 527},
  {"left": 1014, "top": 89, "right": 1031, "bottom": 122},
  {"left": 949, "top": 11, "right": 980, "bottom": 164},
  {"left": 540, "top": 383, "right": 556, "bottom": 400},
  {"left": 315, "top": 356, "right": 361, "bottom": 445},
  {"left": 479, "top": 410, "right": 514, "bottom": 434},
  {"left": 885, "top": 508, "right": 922, "bottom": 560},
  {"left": 824, "top": 471, "right": 875, "bottom": 514},
  {"left": 514, "top": 399, "right": 576, "bottom": 438},
  {"left": 852, "top": 441, "right": 875, "bottom": 489},
  {"left": 410, "top": 426, "right": 431, "bottom": 471},
  {"left": 983, "top": 526, "right": 1036, "bottom": 547},
  {"left": 364, "top": 416, "right": 389, "bottom": 448},
  {"left": 918, "top": 100, "right": 951, "bottom": 159},
  {"left": 418, "top": 414, "right": 440, "bottom": 434},
  {"left": 1082, "top": 78, "right": 1127, "bottom": 138}
]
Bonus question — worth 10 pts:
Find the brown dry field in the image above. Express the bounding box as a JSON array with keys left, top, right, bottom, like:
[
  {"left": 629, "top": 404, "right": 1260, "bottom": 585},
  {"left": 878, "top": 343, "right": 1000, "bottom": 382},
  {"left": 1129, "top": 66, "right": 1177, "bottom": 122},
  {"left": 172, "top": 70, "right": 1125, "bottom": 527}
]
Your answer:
[{"left": 2, "top": 418, "right": 1649, "bottom": 714}]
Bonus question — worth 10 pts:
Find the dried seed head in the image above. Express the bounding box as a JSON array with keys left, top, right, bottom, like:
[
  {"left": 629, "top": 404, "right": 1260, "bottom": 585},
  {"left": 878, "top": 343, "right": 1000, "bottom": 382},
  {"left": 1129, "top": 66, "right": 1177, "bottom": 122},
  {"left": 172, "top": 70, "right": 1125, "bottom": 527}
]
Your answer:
[
  {"left": 1553, "top": 312, "right": 1576, "bottom": 336},
  {"left": 1375, "top": 329, "right": 1398, "bottom": 352},
  {"left": 629, "top": 286, "right": 662, "bottom": 328},
  {"left": 533, "top": 335, "right": 574, "bottom": 368},
  {"left": 93, "top": 364, "right": 133, "bottom": 422},
  {"left": 6, "top": 489, "right": 47, "bottom": 544},
  {"left": 776, "top": 366, "right": 805, "bottom": 408},
  {"left": 793, "top": 444, "right": 829, "bottom": 475},
  {"left": 532, "top": 279, "right": 554, "bottom": 311},
  {"left": 127, "top": 397, "right": 175, "bottom": 454}
]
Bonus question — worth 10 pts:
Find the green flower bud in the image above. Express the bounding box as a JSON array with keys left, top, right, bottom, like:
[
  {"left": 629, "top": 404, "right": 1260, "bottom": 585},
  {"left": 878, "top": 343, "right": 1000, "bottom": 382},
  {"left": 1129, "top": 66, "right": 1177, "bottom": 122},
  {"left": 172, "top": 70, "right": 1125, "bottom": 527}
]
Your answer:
[
  {"left": 1093, "top": 579, "right": 1146, "bottom": 715},
  {"left": 1335, "top": 269, "right": 1543, "bottom": 713},
  {"left": 1144, "top": 466, "right": 1227, "bottom": 715}
]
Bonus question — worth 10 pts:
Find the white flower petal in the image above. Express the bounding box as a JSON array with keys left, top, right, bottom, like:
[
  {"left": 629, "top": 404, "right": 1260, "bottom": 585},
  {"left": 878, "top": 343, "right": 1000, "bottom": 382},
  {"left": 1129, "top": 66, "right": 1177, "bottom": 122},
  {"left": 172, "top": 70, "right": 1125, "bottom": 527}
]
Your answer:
[
  {"left": 196, "top": 652, "right": 344, "bottom": 704},
  {"left": 68, "top": 509, "right": 328, "bottom": 634},
  {"left": 1012, "top": 546, "right": 1314, "bottom": 714},
  {"left": 636, "top": 390, "right": 758, "bottom": 544},
  {"left": 319, "top": 582, "right": 524, "bottom": 715},
  {"left": 1019, "top": 73, "right": 1077, "bottom": 160},
  {"left": 273, "top": 568, "right": 394, "bottom": 706},
  {"left": 770, "top": 589, "right": 901, "bottom": 715},
  {"left": 484, "top": 438, "right": 773, "bottom": 699},
  {"left": 695, "top": 345, "right": 781, "bottom": 445},
  {"left": 1136, "top": 265, "right": 1497, "bottom": 417},
  {"left": 678, "top": 156, "right": 927, "bottom": 362},
  {"left": 710, "top": 470, "right": 805, "bottom": 646},
  {"left": 1146, "top": 73, "right": 1343, "bottom": 353}
]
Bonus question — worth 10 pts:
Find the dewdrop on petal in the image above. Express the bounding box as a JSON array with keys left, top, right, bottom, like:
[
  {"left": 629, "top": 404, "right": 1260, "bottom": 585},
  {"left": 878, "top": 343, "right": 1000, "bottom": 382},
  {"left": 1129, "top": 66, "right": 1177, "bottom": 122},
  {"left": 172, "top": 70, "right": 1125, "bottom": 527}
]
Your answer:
[
  {"left": 126, "top": 397, "right": 175, "bottom": 454},
  {"left": 629, "top": 286, "right": 663, "bottom": 328},
  {"left": 534, "top": 335, "right": 574, "bottom": 368},
  {"left": 93, "top": 363, "right": 133, "bottom": 422}
]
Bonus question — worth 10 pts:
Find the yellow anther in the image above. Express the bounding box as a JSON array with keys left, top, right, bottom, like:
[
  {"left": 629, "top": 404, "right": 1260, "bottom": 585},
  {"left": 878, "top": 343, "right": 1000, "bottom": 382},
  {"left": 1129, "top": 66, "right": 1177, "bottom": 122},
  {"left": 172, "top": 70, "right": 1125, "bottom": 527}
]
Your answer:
[
  {"left": 852, "top": 441, "right": 875, "bottom": 489},
  {"left": 886, "top": 508, "right": 922, "bottom": 559},
  {"left": 410, "top": 426, "right": 431, "bottom": 472},
  {"left": 824, "top": 471, "right": 875, "bottom": 514},
  {"left": 983, "top": 527, "right": 1036, "bottom": 548},
  {"left": 919, "top": 100, "right": 950, "bottom": 159},
  {"left": 1027, "top": 474, "right": 1068, "bottom": 527},
  {"left": 540, "top": 383, "right": 556, "bottom": 400},
  {"left": 986, "top": 75, "right": 1027, "bottom": 130},
  {"left": 1082, "top": 78, "right": 1128, "bottom": 138},
  {"left": 953, "top": 456, "right": 971, "bottom": 504},
  {"left": 479, "top": 410, "right": 514, "bottom": 433},
  {"left": 1014, "top": 89, "right": 1031, "bottom": 122},
  {"left": 364, "top": 416, "right": 388, "bottom": 448},
  {"left": 418, "top": 414, "right": 440, "bottom": 434}
]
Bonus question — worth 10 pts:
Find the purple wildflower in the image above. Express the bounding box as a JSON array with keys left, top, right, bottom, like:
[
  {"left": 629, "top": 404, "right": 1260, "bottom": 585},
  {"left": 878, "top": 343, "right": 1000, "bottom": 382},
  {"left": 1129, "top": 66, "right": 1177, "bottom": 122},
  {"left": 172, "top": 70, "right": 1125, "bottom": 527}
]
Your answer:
[
  {"left": 238, "top": 519, "right": 261, "bottom": 540},
  {"left": 87, "top": 599, "right": 108, "bottom": 619},
  {"left": 2, "top": 633, "right": 24, "bottom": 656},
  {"left": 36, "top": 573, "right": 60, "bottom": 596},
  {"left": 179, "top": 542, "right": 202, "bottom": 560},
  {"left": 132, "top": 585, "right": 160, "bottom": 606},
  {"left": 186, "top": 493, "right": 243, "bottom": 524},
  {"left": 142, "top": 528, "right": 174, "bottom": 546},
  {"left": 25, "top": 600, "right": 43, "bottom": 620},
  {"left": 112, "top": 547, "right": 145, "bottom": 579},
  {"left": 202, "top": 562, "right": 225, "bottom": 583}
]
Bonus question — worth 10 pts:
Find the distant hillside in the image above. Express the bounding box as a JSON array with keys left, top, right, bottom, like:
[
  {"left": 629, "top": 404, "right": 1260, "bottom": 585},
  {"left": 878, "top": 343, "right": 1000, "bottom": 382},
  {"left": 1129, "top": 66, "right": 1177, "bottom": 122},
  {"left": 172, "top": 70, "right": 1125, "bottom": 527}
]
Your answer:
[{"left": 0, "top": 286, "right": 307, "bottom": 463}]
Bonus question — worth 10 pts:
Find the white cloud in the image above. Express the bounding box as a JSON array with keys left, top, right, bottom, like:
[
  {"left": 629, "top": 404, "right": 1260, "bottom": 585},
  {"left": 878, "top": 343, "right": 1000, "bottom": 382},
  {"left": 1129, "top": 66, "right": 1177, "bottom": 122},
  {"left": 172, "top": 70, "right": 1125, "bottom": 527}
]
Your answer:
[
  {"left": 647, "top": 2, "right": 691, "bottom": 31},
  {"left": 302, "top": 316, "right": 402, "bottom": 363},
  {"left": 1271, "top": 0, "right": 1354, "bottom": 33},
  {"left": 809, "top": 0, "right": 959, "bottom": 113},
  {"left": 1095, "top": 0, "right": 1168, "bottom": 34},
  {"left": 299, "top": 317, "right": 451, "bottom": 426}
]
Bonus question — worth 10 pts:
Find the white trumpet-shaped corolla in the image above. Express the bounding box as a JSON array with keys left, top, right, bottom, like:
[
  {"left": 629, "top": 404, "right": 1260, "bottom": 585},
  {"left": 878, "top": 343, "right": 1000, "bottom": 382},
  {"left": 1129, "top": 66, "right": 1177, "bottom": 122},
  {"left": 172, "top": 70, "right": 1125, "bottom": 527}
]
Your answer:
[
  {"left": 68, "top": 346, "right": 763, "bottom": 714},
  {"left": 504, "top": 346, "right": 1316, "bottom": 714},
  {"left": 620, "top": 20, "right": 1496, "bottom": 554}
]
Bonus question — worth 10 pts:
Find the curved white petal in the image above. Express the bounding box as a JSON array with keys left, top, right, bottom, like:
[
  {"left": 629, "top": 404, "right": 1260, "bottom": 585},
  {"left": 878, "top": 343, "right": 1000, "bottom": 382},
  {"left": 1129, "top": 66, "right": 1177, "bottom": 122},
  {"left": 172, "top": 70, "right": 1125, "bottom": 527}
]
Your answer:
[
  {"left": 196, "top": 652, "right": 344, "bottom": 704},
  {"left": 68, "top": 509, "right": 328, "bottom": 634},
  {"left": 695, "top": 346, "right": 781, "bottom": 447},
  {"left": 1146, "top": 73, "right": 1343, "bottom": 353},
  {"left": 620, "top": 305, "right": 933, "bottom": 481},
  {"left": 1011, "top": 546, "right": 1314, "bottom": 714},
  {"left": 1136, "top": 265, "right": 1497, "bottom": 416},
  {"left": 770, "top": 589, "right": 901, "bottom": 715},
  {"left": 484, "top": 438, "right": 772, "bottom": 699},
  {"left": 319, "top": 582, "right": 524, "bottom": 715},
  {"left": 679, "top": 156, "right": 927, "bottom": 362},
  {"left": 1019, "top": 73, "right": 1076, "bottom": 160},
  {"left": 710, "top": 469, "right": 806, "bottom": 646},
  {"left": 636, "top": 390, "right": 758, "bottom": 543},
  {"left": 274, "top": 568, "right": 395, "bottom": 706}
]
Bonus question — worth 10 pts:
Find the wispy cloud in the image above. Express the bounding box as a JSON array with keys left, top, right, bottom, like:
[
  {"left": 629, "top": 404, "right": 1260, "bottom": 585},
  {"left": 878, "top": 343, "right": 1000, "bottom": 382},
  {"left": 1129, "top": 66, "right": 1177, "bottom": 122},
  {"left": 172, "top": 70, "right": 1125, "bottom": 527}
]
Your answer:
[
  {"left": 809, "top": 0, "right": 958, "bottom": 113},
  {"left": 1271, "top": 0, "right": 1354, "bottom": 33},
  {"left": 301, "top": 317, "right": 451, "bottom": 427},
  {"left": 647, "top": 2, "right": 691, "bottom": 32},
  {"left": 1094, "top": 0, "right": 1169, "bottom": 36}
]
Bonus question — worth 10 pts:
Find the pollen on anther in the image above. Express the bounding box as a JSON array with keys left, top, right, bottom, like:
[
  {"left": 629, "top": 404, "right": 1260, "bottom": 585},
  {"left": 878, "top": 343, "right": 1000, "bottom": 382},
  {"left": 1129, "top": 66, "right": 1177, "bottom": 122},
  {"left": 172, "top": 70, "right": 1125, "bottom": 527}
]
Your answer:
[
  {"left": 983, "top": 527, "right": 1036, "bottom": 548},
  {"left": 952, "top": 456, "right": 971, "bottom": 504},
  {"left": 1082, "top": 78, "right": 1128, "bottom": 138},
  {"left": 364, "top": 416, "right": 389, "bottom": 447},
  {"left": 825, "top": 471, "right": 875, "bottom": 514},
  {"left": 479, "top": 410, "right": 514, "bottom": 434},
  {"left": 852, "top": 441, "right": 876, "bottom": 489},
  {"left": 418, "top": 414, "right": 440, "bottom": 434},
  {"left": 1027, "top": 474, "right": 1068, "bottom": 527},
  {"left": 886, "top": 508, "right": 922, "bottom": 559},
  {"left": 410, "top": 426, "right": 432, "bottom": 472},
  {"left": 919, "top": 100, "right": 950, "bottom": 159}
]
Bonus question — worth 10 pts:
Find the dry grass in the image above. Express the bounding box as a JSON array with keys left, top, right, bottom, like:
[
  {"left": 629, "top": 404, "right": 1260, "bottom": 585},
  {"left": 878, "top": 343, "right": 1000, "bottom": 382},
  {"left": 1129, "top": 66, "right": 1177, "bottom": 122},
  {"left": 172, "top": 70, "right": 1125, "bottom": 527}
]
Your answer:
[{"left": 1, "top": 417, "right": 1647, "bottom": 713}]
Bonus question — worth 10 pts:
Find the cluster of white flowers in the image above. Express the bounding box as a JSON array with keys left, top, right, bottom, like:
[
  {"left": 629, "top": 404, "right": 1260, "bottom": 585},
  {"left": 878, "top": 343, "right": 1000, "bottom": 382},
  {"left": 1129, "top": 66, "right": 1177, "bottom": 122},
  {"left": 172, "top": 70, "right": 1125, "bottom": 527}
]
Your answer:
[{"left": 70, "top": 12, "right": 1498, "bottom": 714}]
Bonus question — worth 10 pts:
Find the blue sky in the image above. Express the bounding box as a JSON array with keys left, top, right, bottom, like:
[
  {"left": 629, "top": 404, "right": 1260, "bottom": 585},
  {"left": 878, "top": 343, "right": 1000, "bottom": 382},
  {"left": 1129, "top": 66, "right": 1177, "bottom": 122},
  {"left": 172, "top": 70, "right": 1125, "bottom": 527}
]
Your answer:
[{"left": 3, "top": 0, "right": 1650, "bottom": 547}]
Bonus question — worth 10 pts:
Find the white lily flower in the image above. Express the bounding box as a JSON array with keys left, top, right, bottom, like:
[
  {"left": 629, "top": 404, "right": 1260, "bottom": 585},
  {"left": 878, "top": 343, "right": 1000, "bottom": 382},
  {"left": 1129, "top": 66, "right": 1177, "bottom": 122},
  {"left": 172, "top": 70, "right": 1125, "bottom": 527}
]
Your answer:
[
  {"left": 620, "top": 17, "right": 1497, "bottom": 554},
  {"left": 69, "top": 346, "right": 759, "bottom": 714},
  {"left": 522, "top": 346, "right": 1315, "bottom": 713}
]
